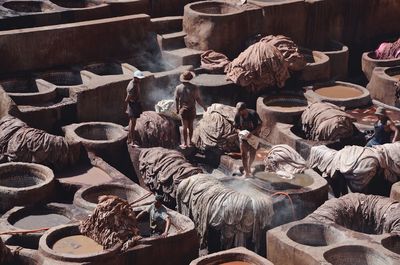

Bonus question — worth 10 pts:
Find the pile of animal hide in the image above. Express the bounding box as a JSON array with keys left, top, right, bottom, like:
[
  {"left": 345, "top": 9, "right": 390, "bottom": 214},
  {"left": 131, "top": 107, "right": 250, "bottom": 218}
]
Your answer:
[
  {"left": 134, "top": 111, "right": 179, "bottom": 148},
  {"left": 375, "top": 38, "right": 400, "bottom": 59},
  {"left": 0, "top": 115, "right": 77, "bottom": 169},
  {"left": 226, "top": 41, "right": 290, "bottom": 92},
  {"left": 306, "top": 193, "right": 400, "bottom": 234},
  {"left": 301, "top": 102, "right": 356, "bottom": 141},
  {"left": 177, "top": 174, "right": 274, "bottom": 252},
  {"left": 139, "top": 147, "right": 203, "bottom": 205},
  {"left": 192, "top": 103, "right": 238, "bottom": 152},
  {"left": 373, "top": 142, "right": 400, "bottom": 183},
  {"left": 200, "top": 50, "right": 231, "bottom": 74},
  {"left": 0, "top": 238, "right": 13, "bottom": 265},
  {"left": 263, "top": 145, "right": 307, "bottom": 177},
  {"left": 261, "top": 35, "right": 306, "bottom": 71},
  {"left": 80, "top": 195, "right": 141, "bottom": 251}
]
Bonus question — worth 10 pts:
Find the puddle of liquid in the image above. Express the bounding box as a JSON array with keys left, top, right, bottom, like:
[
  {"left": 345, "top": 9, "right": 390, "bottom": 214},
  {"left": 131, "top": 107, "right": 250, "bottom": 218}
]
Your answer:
[
  {"left": 264, "top": 97, "right": 307, "bottom": 112},
  {"left": 219, "top": 261, "right": 253, "bottom": 265},
  {"left": 253, "top": 172, "right": 313, "bottom": 191},
  {"left": 255, "top": 147, "right": 270, "bottom": 162},
  {"left": 315, "top": 85, "right": 363, "bottom": 98},
  {"left": 13, "top": 213, "right": 70, "bottom": 229},
  {"left": 52, "top": 235, "right": 103, "bottom": 255}
]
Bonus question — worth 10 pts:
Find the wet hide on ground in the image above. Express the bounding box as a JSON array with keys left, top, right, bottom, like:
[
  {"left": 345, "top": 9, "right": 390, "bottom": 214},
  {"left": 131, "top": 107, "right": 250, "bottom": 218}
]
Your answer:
[
  {"left": 0, "top": 115, "right": 78, "bottom": 169},
  {"left": 192, "top": 104, "right": 239, "bottom": 152},
  {"left": 264, "top": 144, "right": 306, "bottom": 174},
  {"left": 226, "top": 41, "right": 290, "bottom": 92},
  {"left": 301, "top": 102, "right": 356, "bottom": 141},
  {"left": 201, "top": 50, "right": 231, "bottom": 74},
  {"left": 139, "top": 147, "right": 203, "bottom": 205},
  {"left": 306, "top": 193, "right": 400, "bottom": 234},
  {"left": 177, "top": 174, "right": 274, "bottom": 253},
  {"left": 135, "top": 111, "right": 179, "bottom": 148}
]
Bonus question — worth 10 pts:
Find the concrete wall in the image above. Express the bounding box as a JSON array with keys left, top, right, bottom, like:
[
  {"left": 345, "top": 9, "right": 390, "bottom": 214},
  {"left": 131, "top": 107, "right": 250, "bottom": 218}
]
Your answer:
[{"left": 0, "top": 14, "right": 153, "bottom": 74}]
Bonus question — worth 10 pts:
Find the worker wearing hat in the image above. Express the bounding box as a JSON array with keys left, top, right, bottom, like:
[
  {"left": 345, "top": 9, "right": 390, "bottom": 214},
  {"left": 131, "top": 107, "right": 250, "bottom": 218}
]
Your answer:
[
  {"left": 366, "top": 106, "right": 399, "bottom": 146},
  {"left": 136, "top": 194, "right": 171, "bottom": 238},
  {"left": 125, "top": 70, "right": 145, "bottom": 146},
  {"left": 175, "top": 71, "right": 207, "bottom": 148},
  {"left": 234, "top": 102, "right": 262, "bottom": 177}
]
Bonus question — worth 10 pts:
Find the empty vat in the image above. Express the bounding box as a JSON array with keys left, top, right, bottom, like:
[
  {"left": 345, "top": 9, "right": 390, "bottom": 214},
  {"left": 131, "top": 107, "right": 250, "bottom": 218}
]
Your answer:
[
  {"left": 286, "top": 223, "right": 345, "bottom": 247},
  {"left": 298, "top": 49, "right": 330, "bottom": 82},
  {"left": 0, "top": 78, "right": 57, "bottom": 105},
  {"left": 362, "top": 51, "right": 400, "bottom": 81},
  {"left": 3, "top": 1, "right": 55, "bottom": 13},
  {"left": 50, "top": 0, "right": 97, "bottom": 8},
  {"left": 39, "top": 71, "right": 90, "bottom": 87},
  {"left": 0, "top": 162, "right": 55, "bottom": 212},
  {"left": 82, "top": 62, "right": 127, "bottom": 76},
  {"left": 323, "top": 245, "right": 390, "bottom": 265},
  {"left": 321, "top": 40, "right": 349, "bottom": 80},
  {"left": 382, "top": 235, "right": 400, "bottom": 255},
  {"left": 367, "top": 66, "right": 400, "bottom": 107}
]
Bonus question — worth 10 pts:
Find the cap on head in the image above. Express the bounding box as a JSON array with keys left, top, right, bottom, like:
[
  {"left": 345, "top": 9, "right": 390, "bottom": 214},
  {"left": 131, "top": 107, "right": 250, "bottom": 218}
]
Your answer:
[
  {"left": 236, "top": 102, "right": 247, "bottom": 112},
  {"left": 155, "top": 194, "right": 163, "bottom": 202},
  {"left": 133, "top": 70, "right": 145, "bottom": 79},
  {"left": 180, "top": 71, "right": 195, "bottom": 83},
  {"left": 375, "top": 106, "right": 387, "bottom": 116}
]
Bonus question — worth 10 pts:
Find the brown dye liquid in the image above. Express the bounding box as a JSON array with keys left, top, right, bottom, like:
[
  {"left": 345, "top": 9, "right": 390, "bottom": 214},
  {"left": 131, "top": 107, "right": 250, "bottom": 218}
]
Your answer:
[
  {"left": 315, "top": 85, "right": 362, "bottom": 98},
  {"left": 13, "top": 213, "right": 70, "bottom": 229},
  {"left": 52, "top": 235, "right": 103, "bottom": 255},
  {"left": 219, "top": 261, "right": 252, "bottom": 265}
]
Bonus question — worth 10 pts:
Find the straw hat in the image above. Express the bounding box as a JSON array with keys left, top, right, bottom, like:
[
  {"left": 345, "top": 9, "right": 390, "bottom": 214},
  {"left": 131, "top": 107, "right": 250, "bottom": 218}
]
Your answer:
[
  {"left": 236, "top": 102, "right": 247, "bottom": 111},
  {"left": 180, "top": 71, "right": 195, "bottom": 83},
  {"left": 375, "top": 106, "right": 387, "bottom": 116},
  {"left": 133, "top": 70, "right": 145, "bottom": 79}
]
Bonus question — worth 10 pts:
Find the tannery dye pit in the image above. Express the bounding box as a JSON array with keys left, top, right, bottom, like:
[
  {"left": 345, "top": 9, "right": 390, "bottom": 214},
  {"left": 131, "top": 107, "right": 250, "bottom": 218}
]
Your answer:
[{"left": 0, "top": 0, "right": 400, "bottom": 265}]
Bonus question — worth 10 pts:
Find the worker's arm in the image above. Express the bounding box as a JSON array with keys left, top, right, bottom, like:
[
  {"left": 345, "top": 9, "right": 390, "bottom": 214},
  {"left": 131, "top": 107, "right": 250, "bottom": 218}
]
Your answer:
[
  {"left": 125, "top": 94, "right": 133, "bottom": 103},
  {"left": 390, "top": 122, "right": 399, "bottom": 143},
  {"left": 161, "top": 216, "right": 171, "bottom": 238},
  {"left": 195, "top": 87, "right": 207, "bottom": 112},
  {"left": 135, "top": 210, "right": 147, "bottom": 220}
]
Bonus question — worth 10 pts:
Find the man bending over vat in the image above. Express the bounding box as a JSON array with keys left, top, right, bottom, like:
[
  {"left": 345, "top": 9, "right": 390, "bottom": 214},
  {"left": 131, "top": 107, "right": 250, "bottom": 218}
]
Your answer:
[
  {"left": 125, "top": 70, "right": 145, "bottom": 146},
  {"left": 136, "top": 194, "right": 171, "bottom": 238},
  {"left": 175, "top": 71, "right": 207, "bottom": 148},
  {"left": 366, "top": 107, "right": 399, "bottom": 147},
  {"left": 234, "top": 102, "right": 262, "bottom": 177}
]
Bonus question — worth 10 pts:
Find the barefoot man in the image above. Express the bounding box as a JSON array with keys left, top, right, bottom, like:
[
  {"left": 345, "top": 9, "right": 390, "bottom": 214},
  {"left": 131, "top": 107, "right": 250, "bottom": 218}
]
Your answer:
[
  {"left": 234, "top": 102, "right": 262, "bottom": 177},
  {"left": 175, "top": 71, "right": 207, "bottom": 148},
  {"left": 125, "top": 70, "right": 145, "bottom": 145}
]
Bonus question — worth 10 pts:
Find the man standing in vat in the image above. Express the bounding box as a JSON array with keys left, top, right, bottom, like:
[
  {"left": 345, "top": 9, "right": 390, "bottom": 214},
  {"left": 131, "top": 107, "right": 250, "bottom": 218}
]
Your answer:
[
  {"left": 125, "top": 70, "right": 145, "bottom": 146},
  {"left": 136, "top": 194, "right": 171, "bottom": 238},
  {"left": 366, "top": 106, "right": 399, "bottom": 146},
  {"left": 234, "top": 102, "right": 262, "bottom": 177},
  {"left": 175, "top": 71, "right": 207, "bottom": 148}
]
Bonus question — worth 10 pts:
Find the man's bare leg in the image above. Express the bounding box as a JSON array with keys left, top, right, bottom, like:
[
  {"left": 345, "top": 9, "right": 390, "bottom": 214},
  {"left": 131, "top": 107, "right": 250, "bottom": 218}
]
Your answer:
[
  {"left": 248, "top": 147, "right": 257, "bottom": 175},
  {"left": 181, "top": 119, "right": 189, "bottom": 148},
  {"left": 240, "top": 141, "right": 251, "bottom": 177},
  {"left": 128, "top": 118, "right": 137, "bottom": 145},
  {"left": 188, "top": 118, "right": 194, "bottom": 146}
]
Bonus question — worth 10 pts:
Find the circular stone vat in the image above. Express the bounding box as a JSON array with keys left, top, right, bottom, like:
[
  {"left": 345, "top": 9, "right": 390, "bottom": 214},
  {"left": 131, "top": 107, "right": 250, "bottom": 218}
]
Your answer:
[
  {"left": 253, "top": 172, "right": 314, "bottom": 191},
  {"left": 39, "top": 71, "right": 84, "bottom": 87},
  {"left": 82, "top": 63, "right": 124, "bottom": 76},
  {"left": 298, "top": 48, "right": 330, "bottom": 82},
  {"left": 0, "top": 163, "right": 55, "bottom": 212},
  {"left": 256, "top": 94, "right": 308, "bottom": 128},
  {"left": 287, "top": 223, "right": 345, "bottom": 246},
  {"left": 5, "top": 205, "right": 72, "bottom": 231},
  {"left": 50, "top": 0, "right": 96, "bottom": 8},
  {"left": 74, "top": 183, "right": 154, "bottom": 211},
  {"left": 323, "top": 245, "right": 390, "bottom": 265},
  {"left": 183, "top": 1, "right": 252, "bottom": 57},
  {"left": 0, "top": 78, "right": 57, "bottom": 105},
  {"left": 39, "top": 224, "right": 118, "bottom": 263},
  {"left": 367, "top": 66, "right": 400, "bottom": 106},
  {"left": 382, "top": 235, "right": 400, "bottom": 255},
  {"left": 64, "top": 122, "right": 127, "bottom": 151},
  {"left": 305, "top": 81, "right": 371, "bottom": 108},
  {"left": 362, "top": 51, "right": 400, "bottom": 81},
  {"left": 321, "top": 40, "right": 349, "bottom": 80},
  {"left": 3, "top": 1, "right": 55, "bottom": 13}
]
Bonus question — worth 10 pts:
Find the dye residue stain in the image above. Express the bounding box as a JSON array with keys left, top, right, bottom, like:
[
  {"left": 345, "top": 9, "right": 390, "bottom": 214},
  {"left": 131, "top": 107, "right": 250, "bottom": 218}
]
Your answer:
[
  {"left": 391, "top": 74, "right": 400, "bottom": 80},
  {"left": 13, "top": 213, "right": 70, "bottom": 229},
  {"left": 52, "top": 235, "right": 103, "bottom": 255},
  {"left": 219, "top": 261, "right": 253, "bottom": 265},
  {"left": 315, "top": 85, "right": 363, "bottom": 98}
]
